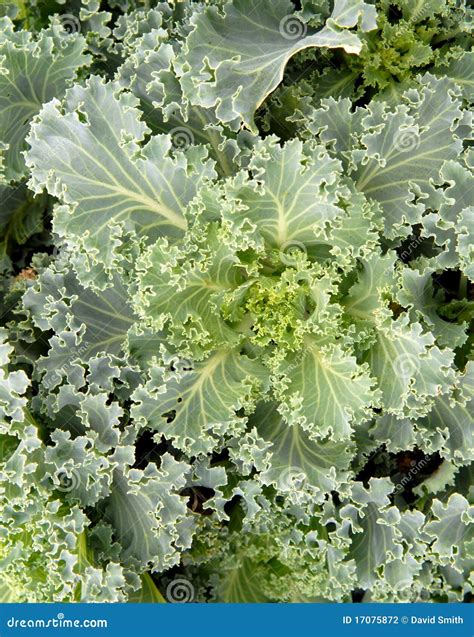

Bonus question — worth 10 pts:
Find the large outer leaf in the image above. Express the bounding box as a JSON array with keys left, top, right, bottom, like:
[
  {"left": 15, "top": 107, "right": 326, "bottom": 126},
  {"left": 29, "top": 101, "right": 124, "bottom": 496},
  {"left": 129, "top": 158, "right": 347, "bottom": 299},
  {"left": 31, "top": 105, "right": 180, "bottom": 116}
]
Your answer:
[
  {"left": 342, "top": 251, "right": 397, "bottom": 320},
  {"left": 417, "top": 362, "right": 474, "bottom": 463},
  {"left": 0, "top": 18, "right": 90, "bottom": 183},
  {"left": 224, "top": 137, "right": 344, "bottom": 249},
  {"left": 311, "top": 76, "right": 465, "bottom": 240},
  {"left": 435, "top": 50, "right": 474, "bottom": 102},
  {"left": 353, "top": 76, "right": 463, "bottom": 238},
  {"left": 364, "top": 316, "right": 455, "bottom": 417},
  {"left": 104, "top": 456, "right": 192, "bottom": 572},
  {"left": 277, "top": 342, "right": 376, "bottom": 439},
  {"left": 424, "top": 494, "right": 474, "bottom": 568},
  {"left": 370, "top": 414, "right": 417, "bottom": 453},
  {"left": 178, "top": 0, "right": 376, "bottom": 131},
  {"left": 308, "top": 96, "right": 364, "bottom": 161},
  {"left": 341, "top": 254, "right": 458, "bottom": 416},
  {"left": 23, "top": 260, "right": 137, "bottom": 390},
  {"left": 436, "top": 160, "right": 474, "bottom": 226},
  {"left": 26, "top": 77, "right": 216, "bottom": 272},
  {"left": 340, "top": 479, "right": 404, "bottom": 589},
  {"left": 45, "top": 427, "right": 116, "bottom": 508},
  {"left": 252, "top": 402, "right": 353, "bottom": 498},
  {"left": 132, "top": 350, "right": 268, "bottom": 455},
  {"left": 118, "top": 40, "right": 243, "bottom": 178},
  {"left": 135, "top": 227, "right": 243, "bottom": 348},
  {"left": 23, "top": 261, "right": 136, "bottom": 354}
]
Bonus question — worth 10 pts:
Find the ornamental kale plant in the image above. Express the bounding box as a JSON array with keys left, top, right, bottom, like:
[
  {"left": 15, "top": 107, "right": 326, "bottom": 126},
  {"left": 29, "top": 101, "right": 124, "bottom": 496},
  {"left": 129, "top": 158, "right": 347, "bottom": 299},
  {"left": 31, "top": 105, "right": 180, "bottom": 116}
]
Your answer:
[{"left": 0, "top": 0, "right": 472, "bottom": 603}]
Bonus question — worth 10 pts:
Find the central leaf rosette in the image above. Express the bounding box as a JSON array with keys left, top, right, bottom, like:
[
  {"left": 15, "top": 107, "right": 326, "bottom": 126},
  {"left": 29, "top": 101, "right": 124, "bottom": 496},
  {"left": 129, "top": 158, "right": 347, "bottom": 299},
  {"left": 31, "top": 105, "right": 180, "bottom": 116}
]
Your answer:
[
  {"left": 236, "top": 272, "right": 314, "bottom": 349},
  {"left": 131, "top": 138, "right": 382, "bottom": 459},
  {"left": 131, "top": 137, "right": 455, "bottom": 474},
  {"left": 135, "top": 222, "right": 327, "bottom": 357}
]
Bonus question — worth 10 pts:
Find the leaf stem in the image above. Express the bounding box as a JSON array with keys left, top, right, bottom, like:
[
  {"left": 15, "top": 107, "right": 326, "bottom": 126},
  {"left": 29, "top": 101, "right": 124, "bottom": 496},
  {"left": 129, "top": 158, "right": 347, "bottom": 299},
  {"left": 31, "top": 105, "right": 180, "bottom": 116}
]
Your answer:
[{"left": 459, "top": 273, "right": 468, "bottom": 299}]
